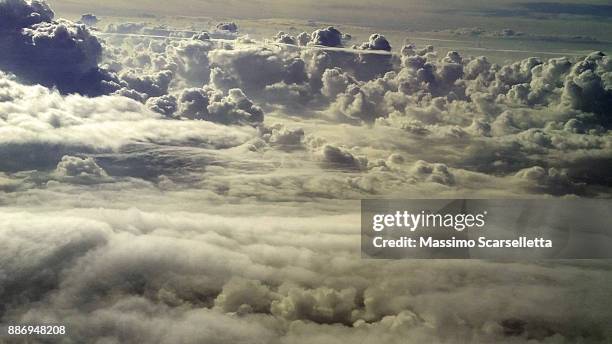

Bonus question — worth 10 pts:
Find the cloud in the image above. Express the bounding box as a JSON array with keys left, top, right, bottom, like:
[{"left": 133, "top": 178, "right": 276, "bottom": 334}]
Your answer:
[
  {"left": 79, "top": 13, "right": 99, "bottom": 26},
  {"left": 1, "top": 208, "right": 610, "bottom": 343},
  {"left": 192, "top": 31, "right": 211, "bottom": 41},
  {"left": 1, "top": 2, "right": 612, "bottom": 342},
  {"left": 258, "top": 123, "right": 305, "bottom": 149},
  {"left": 121, "top": 69, "right": 174, "bottom": 98},
  {"left": 271, "top": 284, "right": 357, "bottom": 324},
  {"left": 105, "top": 22, "right": 146, "bottom": 34},
  {"left": 216, "top": 22, "right": 238, "bottom": 33},
  {"left": 53, "top": 155, "right": 111, "bottom": 184},
  {"left": 355, "top": 34, "right": 392, "bottom": 52},
  {"left": 176, "top": 85, "right": 264, "bottom": 124},
  {"left": 309, "top": 26, "right": 343, "bottom": 47},
  {"left": 274, "top": 31, "right": 297, "bottom": 45},
  {"left": 0, "top": 0, "right": 54, "bottom": 30},
  {"left": 321, "top": 67, "right": 354, "bottom": 99},
  {"left": 320, "top": 144, "right": 367, "bottom": 170},
  {"left": 214, "top": 277, "right": 275, "bottom": 313},
  {"left": 296, "top": 32, "right": 310, "bottom": 46},
  {"left": 0, "top": 0, "right": 116, "bottom": 95},
  {"left": 0, "top": 72, "right": 255, "bottom": 173},
  {"left": 209, "top": 47, "right": 308, "bottom": 94},
  {"left": 207, "top": 88, "right": 264, "bottom": 125},
  {"left": 146, "top": 94, "right": 178, "bottom": 117}
]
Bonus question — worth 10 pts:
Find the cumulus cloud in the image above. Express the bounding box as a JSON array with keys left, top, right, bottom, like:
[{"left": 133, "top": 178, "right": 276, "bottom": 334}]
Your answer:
[
  {"left": 296, "top": 32, "right": 310, "bottom": 46},
  {"left": 214, "top": 277, "right": 275, "bottom": 314},
  {"left": 258, "top": 123, "right": 305, "bottom": 149},
  {"left": 79, "top": 13, "right": 98, "bottom": 26},
  {"left": 176, "top": 85, "right": 264, "bottom": 124},
  {"left": 207, "top": 88, "right": 264, "bottom": 124},
  {"left": 216, "top": 22, "right": 238, "bottom": 33},
  {"left": 1, "top": 1, "right": 612, "bottom": 342},
  {"left": 146, "top": 94, "right": 178, "bottom": 117},
  {"left": 274, "top": 31, "right": 297, "bottom": 45},
  {"left": 320, "top": 144, "right": 368, "bottom": 170},
  {"left": 121, "top": 69, "right": 174, "bottom": 98},
  {"left": 54, "top": 155, "right": 110, "bottom": 183},
  {"left": 271, "top": 284, "right": 357, "bottom": 324},
  {"left": 209, "top": 47, "right": 308, "bottom": 93},
  {"left": 192, "top": 31, "right": 211, "bottom": 41},
  {"left": 0, "top": 0, "right": 117, "bottom": 95},
  {"left": 309, "top": 26, "right": 343, "bottom": 47},
  {"left": 321, "top": 67, "right": 354, "bottom": 99},
  {"left": 355, "top": 34, "right": 392, "bottom": 51},
  {"left": 0, "top": 0, "right": 54, "bottom": 29}
]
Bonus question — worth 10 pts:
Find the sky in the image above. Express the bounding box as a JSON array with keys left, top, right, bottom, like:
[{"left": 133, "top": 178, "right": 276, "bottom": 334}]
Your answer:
[
  {"left": 48, "top": 0, "right": 612, "bottom": 39},
  {"left": 1, "top": 0, "right": 612, "bottom": 343}
]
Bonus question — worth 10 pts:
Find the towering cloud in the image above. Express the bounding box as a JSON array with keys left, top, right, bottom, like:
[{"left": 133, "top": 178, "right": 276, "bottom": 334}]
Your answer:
[
  {"left": 175, "top": 85, "right": 264, "bottom": 124},
  {"left": 356, "top": 34, "right": 392, "bottom": 51},
  {"left": 0, "top": 0, "right": 54, "bottom": 29},
  {"left": 0, "top": 1, "right": 611, "bottom": 343},
  {"left": 0, "top": 0, "right": 117, "bottom": 95},
  {"left": 309, "top": 26, "right": 343, "bottom": 47}
]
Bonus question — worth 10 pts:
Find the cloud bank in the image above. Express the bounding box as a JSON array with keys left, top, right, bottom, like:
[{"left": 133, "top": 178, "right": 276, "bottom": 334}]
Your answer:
[{"left": 0, "top": 1, "right": 611, "bottom": 343}]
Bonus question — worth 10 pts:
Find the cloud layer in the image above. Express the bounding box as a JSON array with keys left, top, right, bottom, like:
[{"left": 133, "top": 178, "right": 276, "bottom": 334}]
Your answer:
[{"left": 1, "top": 1, "right": 611, "bottom": 342}]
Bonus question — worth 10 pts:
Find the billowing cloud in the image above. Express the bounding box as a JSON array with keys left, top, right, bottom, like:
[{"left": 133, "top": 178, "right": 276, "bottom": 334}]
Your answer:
[
  {"left": 0, "top": 0, "right": 116, "bottom": 95},
  {"left": 1, "top": 208, "right": 610, "bottom": 343},
  {"left": 53, "top": 155, "right": 111, "bottom": 184},
  {"left": 216, "top": 22, "right": 238, "bottom": 33},
  {"left": 0, "top": 0, "right": 54, "bottom": 30},
  {"left": 274, "top": 31, "right": 297, "bottom": 45},
  {"left": 1, "top": 1, "right": 611, "bottom": 342},
  {"left": 355, "top": 34, "right": 392, "bottom": 51},
  {"left": 146, "top": 94, "right": 178, "bottom": 117},
  {"left": 309, "top": 26, "right": 343, "bottom": 47},
  {"left": 176, "top": 85, "right": 264, "bottom": 124}
]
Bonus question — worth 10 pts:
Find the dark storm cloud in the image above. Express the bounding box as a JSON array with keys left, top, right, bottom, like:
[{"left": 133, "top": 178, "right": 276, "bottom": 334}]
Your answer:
[
  {"left": 0, "top": 0, "right": 53, "bottom": 30},
  {"left": 0, "top": 0, "right": 119, "bottom": 95}
]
